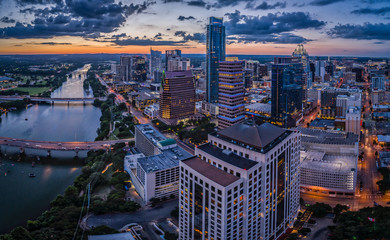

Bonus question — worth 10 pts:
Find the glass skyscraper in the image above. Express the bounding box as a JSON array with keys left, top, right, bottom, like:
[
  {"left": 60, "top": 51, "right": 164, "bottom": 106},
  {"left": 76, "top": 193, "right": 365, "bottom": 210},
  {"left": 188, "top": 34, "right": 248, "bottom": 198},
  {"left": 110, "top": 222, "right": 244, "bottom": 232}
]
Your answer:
[
  {"left": 206, "top": 17, "right": 225, "bottom": 103},
  {"left": 271, "top": 58, "right": 304, "bottom": 128}
]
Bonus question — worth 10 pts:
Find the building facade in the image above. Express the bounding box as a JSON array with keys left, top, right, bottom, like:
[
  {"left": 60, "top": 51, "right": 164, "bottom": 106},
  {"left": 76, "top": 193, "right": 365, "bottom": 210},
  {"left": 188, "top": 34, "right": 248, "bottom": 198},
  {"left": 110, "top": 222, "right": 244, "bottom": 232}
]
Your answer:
[
  {"left": 271, "top": 59, "right": 304, "bottom": 128},
  {"left": 206, "top": 17, "right": 226, "bottom": 103},
  {"left": 179, "top": 122, "right": 301, "bottom": 240},
  {"left": 150, "top": 48, "right": 163, "bottom": 82},
  {"left": 159, "top": 71, "right": 196, "bottom": 121},
  {"left": 218, "top": 58, "right": 245, "bottom": 129}
]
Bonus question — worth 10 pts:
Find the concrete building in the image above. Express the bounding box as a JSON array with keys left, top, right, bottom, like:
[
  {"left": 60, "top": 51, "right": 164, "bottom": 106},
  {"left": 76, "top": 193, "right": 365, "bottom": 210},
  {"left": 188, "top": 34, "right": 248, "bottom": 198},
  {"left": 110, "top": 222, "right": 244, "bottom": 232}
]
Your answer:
[
  {"left": 297, "top": 127, "right": 358, "bottom": 197},
  {"left": 132, "top": 124, "right": 193, "bottom": 202},
  {"left": 345, "top": 106, "right": 361, "bottom": 136},
  {"left": 144, "top": 103, "right": 159, "bottom": 119},
  {"left": 179, "top": 122, "right": 301, "bottom": 240},
  {"left": 371, "top": 75, "right": 386, "bottom": 90},
  {"left": 217, "top": 58, "right": 245, "bottom": 129}
]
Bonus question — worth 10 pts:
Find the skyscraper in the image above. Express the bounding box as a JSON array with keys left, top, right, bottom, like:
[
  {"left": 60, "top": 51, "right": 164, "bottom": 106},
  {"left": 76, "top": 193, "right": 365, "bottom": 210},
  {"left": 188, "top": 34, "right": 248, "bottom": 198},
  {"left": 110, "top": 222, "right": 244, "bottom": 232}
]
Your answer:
[
  {"left": 179, "top": 121, "right": 301, "bottom": 240},
  {"left": 150, "top": 48, "right": 163, "bottom": 82},
  {"left": 165, "top": 50, "right": 182, "bottom": 70},
  {"left": 292, "top": 44, "right": 309, "bottom": 105},
  {"left": 159, "top": 71, "right": 196, "bottom": 122},
  {"left": 206, "top": 17, "right": 226, "bottom": 103},
  {"left": 218, "top": 57, "right": 245, "bottom": 129},
  {"left": 119, "top": 56, "right": 131, "bottom": 82},
  {"left": 131, "top": 56, "right": 147, "bottom": 82},
  {"left": 271, "top": 59, "right": 304, "bottom": 128}
]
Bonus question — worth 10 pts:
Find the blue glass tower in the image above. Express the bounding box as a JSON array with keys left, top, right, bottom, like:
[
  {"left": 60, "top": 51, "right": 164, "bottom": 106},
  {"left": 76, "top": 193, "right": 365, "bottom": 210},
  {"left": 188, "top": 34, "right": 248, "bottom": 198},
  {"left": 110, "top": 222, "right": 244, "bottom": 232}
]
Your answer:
[
  {"left": 271, "top": 59, "right": 304, "bottom": 128},
  {"left": 206, "top": 17, "right": 225, "bottom": 103}
]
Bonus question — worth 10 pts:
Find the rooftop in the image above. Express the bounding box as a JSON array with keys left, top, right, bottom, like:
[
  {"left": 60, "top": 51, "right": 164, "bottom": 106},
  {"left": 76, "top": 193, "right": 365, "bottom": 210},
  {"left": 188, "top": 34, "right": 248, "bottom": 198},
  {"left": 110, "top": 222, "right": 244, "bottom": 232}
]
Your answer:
[
  {"left": 245, "top": 103, "right": 271, "bottom": 114},
  {"left": 216, "top": 122, "right": 290, "bottom": 152},
  {"left": 378, "top": 135, "right": 390, "bottom": 143},
  {"left": 300, "top": 150, "right": 356, "bottom": 173},
  {"left": 88, "top": 232, "right": 136, "bottom": 240},
  {"left": 135, "top": 124, "right": 166, "bottom": 146},
  {"left": 165, "top": 70, "right": 193, "bottom": 79},
  {"left": 197, "top": 143, "right": 258, "bottom": 170},
  {"left": 309, "top": 119, "right": 335, "bottom": 129},
  {"left": 182, "top": 157, "right": 240, "bottom": 187},
  {"left": 296, "top": 127, "right": 358, "bottom": 145},
  {"left": 138, "top": 146, "right": 192, "bottom": 173}
]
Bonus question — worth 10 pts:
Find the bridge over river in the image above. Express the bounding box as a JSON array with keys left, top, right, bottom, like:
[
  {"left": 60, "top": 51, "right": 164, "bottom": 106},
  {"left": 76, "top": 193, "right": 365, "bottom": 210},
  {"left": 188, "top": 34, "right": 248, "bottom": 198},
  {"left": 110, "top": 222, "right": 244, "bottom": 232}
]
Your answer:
[
  {"left": 0, "top": 137, "right": 133, "bottom": 157},
  {"left": 0, "top": 96, "right": 106, "bottom": 104}
]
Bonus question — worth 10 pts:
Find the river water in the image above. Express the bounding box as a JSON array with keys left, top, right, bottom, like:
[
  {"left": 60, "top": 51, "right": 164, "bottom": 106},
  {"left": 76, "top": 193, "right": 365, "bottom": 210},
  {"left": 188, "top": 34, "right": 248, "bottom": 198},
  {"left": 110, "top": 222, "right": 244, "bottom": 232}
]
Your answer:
[{"left": 0, "top": 64, "right": 101, "bottom": 233}]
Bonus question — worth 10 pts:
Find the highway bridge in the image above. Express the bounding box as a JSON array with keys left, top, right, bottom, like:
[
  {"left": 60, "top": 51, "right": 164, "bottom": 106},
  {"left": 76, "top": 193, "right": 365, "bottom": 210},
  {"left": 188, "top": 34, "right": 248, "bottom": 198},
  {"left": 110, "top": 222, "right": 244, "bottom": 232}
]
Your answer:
[
  {"left": 0, "top": 96, "right": 106, "bottom": 104},
  {"left": 0, "top": 137, "right": 133, "bottom": 156}
]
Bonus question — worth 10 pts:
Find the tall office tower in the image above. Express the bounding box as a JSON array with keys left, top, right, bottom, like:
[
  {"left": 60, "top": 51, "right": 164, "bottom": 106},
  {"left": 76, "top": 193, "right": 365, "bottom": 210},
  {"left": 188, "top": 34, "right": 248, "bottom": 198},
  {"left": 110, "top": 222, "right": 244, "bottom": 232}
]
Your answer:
[
  {"left": 159, "top": 71, "right": 196, "bottom": 121},
  {"left": 325, "top": 62, "right": 334, "bottom": 77},
  {"left": 371, "top": 75, "right": 385, "bottom": 90},
  {"left": 315, "top": 61, "right": 326, "bottom": 81},
  {"left": 167, "top": 56, "right": 191, "bottom": 71},
  {"left": 119, "top": 56, "right": 131, "bottom": 81},
  {"left": 130, "top": 56, "right": 147, "bottom": 82},
  {"left": 217, "top": 58, "right": 245, "bottom": 129},
  {"left": 179, "top": 121, "right": 301, "bottom": 240},
  {"left": 292, "top": 44, "right": 309, "bottom": 105},
  {"left": 206, "top": 17, "right": 226, "bottom": 103},
  {"left": 245, "top": 60, "right": 260, "bottom": 81},
  {"left": 271, "top": 59, "right": 304, "bottom": 128},
  {"left": 165, "top": 50, "right": 182, "bottom": 70},
  {"left": 352, "top": 67, "right": 364, "bottom": 83},
  {"left": 150, "top": 48, "right": 163, "bottom": 82}
]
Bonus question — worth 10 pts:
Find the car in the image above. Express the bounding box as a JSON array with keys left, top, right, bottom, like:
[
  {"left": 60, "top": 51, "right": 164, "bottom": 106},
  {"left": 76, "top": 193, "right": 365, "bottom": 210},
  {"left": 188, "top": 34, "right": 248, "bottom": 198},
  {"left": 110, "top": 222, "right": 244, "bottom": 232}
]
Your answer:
[
  {"left": 12, "top": 139, "right": 16, "bottom": 141},
  {"left": 62, "top": 147, "right": 66, "bottom": 150}
]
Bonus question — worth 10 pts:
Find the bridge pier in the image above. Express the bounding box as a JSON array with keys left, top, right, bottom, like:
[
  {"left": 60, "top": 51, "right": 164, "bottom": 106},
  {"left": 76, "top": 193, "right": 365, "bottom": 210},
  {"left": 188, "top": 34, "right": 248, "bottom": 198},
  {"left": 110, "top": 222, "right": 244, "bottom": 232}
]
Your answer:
[{"left": 47, "top": 150, "right": 51, "bottom": 157}]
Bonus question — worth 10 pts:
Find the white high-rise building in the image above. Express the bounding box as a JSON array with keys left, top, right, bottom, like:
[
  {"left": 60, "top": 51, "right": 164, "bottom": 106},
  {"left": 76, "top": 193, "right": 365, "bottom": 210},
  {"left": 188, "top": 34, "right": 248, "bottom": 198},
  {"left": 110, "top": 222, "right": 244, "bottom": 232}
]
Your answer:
[{"left": 179, "top": 122, "right": 301, "bottom": 240}]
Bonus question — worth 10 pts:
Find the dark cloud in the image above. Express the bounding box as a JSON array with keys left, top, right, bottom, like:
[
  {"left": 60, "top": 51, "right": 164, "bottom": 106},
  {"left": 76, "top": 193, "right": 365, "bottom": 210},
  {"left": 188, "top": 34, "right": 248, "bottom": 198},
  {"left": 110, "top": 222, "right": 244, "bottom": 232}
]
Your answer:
[
  {"left": 174, "top": 31, "right": 205, "bottom": 43},
  {"left": 328, "top": 22, "right": 390, "bottom": 40},
  {"left": 0, "top": 17, "right": 16, "bottom": 23},
  {"left": 309, "top": 0, "right": 344, "bottom": 6},
  {"left": 223, "top": 10, "right": 324, "bottom": 44},
  {"left": 187, "top": 0, "right": 207, "bottom": 7},
  {"left": 40, "top": 42, "right": 72, "bottom": 45},
  {"left": 351, "top": 7, "right": 390, "bottom": 15},
  {"left": 178, "top": 15, "right": 196, "bottom": 21},
  {"left": 212, "top": 0, "right": 254, "bottom": 8},
  {"left": 0, "top": 0, "right": 154, "bottom": 39},
  {"left": 15, "top": 0, "right": 62, "bottom": 6},
  {"left": 113, "top": 37, "right": 186, "bottom": 46},
  {"left": 251, "top": 1, "right": 287, "bottom": 10},
  {"left": 225, "top": 10, "right": 325, "bottom": 35},
  {"left": 228, "top": 33, "right": 309, "bottom": 44}
]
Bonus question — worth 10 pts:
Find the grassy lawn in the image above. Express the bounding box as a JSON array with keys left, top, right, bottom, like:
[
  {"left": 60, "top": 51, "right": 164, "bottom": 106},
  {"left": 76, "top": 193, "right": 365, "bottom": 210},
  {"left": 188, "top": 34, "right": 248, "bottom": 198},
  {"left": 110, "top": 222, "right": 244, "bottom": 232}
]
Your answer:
[{"left": 12, "top": 87, "right": 50, "bottom": 96}]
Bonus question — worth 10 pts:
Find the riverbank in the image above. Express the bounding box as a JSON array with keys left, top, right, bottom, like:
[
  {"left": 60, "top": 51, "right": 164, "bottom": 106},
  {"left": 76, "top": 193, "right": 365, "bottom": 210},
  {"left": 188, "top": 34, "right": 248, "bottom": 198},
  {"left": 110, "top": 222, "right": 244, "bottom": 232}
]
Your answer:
[{"left": 0, "top": 146, "right": 140, "bottom": 239}]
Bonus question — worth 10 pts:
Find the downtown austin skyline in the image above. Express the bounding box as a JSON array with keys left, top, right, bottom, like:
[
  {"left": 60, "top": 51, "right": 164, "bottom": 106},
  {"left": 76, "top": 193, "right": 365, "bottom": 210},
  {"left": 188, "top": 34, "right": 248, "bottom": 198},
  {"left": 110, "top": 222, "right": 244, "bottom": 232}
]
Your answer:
[{"left": 0, "top": 0, "right": 389, "bottom": 56}]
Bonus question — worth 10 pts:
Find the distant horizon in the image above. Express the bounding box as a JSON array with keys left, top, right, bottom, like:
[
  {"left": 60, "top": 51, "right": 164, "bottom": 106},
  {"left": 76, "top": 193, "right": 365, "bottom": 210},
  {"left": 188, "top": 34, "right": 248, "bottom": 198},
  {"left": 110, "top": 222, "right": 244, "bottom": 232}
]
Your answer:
[
  {"left": 1, "top": 0, "right": 390, "bottom": 57},
  {"left": 0, "top": 52, "right": 388, "bottom": 59}
]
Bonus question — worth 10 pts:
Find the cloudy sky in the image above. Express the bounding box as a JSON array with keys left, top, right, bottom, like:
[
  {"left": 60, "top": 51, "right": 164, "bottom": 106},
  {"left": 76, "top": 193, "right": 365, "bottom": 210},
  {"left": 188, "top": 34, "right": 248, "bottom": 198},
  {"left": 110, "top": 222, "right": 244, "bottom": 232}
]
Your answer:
[{"left": 0, "top": 0, "right": 389, "bottom": 56}]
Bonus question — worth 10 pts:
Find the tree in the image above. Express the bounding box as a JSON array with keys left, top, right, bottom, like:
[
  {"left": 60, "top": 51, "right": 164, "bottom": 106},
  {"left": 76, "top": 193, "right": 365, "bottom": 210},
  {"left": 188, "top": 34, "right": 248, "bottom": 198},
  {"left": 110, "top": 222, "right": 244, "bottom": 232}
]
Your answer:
[
  {"left": 9, "top": 227, "right": 33, "bottom": 240},
  {"left": 308, "top": 202, "right": 332, "bottom": 218}
]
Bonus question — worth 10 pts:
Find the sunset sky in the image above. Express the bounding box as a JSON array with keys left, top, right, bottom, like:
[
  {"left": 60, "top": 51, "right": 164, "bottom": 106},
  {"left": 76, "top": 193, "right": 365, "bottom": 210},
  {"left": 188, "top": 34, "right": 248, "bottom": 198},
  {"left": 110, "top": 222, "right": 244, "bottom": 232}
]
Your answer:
[{"left": 0, "top": 0, "right": 389, "bottom": 56}]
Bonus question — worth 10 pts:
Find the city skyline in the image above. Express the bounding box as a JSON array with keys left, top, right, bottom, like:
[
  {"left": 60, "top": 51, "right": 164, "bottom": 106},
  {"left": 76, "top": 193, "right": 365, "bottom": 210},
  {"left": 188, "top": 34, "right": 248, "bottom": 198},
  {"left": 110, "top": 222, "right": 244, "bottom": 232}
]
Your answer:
[{"left": 0, "top": 0, "right": 389, "bottom": 56}]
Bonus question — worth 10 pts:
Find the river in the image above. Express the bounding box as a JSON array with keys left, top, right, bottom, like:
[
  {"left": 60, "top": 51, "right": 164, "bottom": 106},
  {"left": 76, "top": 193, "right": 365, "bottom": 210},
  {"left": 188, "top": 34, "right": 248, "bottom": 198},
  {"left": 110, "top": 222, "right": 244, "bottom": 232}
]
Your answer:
[{"left": 0, "top": 64, "right": 101, "bottom": 233}]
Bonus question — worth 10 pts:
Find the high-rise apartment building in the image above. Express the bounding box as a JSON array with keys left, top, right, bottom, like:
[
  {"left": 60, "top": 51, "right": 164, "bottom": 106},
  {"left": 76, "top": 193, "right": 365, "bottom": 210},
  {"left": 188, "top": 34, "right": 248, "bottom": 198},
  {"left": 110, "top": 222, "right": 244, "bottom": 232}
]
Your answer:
[
  {"left": 271, "top": 59, "right": 304, "bottom": 128},
  {"left": 206, "top": 17, "right": 226, "bottom": 103},
  {"left": 179, "top": 122, "right": 301, "bottom": 240},
  {"left": 159, "top": 71, "right": 196, "bottom": 122},
  {"left": 165, "top": 50, "right": 182, "bottom": 70},
  {"left": 292, "top": 44, "right": 309, "bottom": 105},
  {"left": 371, "top": 75, "right": 385, "bottom": 90},
  {"left": 218, "top": 57, "right": 245, "bottom": 129},
  {"left": 119, "top": 56, "right": 131, "bottom": 81},
  {"left": 150, "top": 48, "right": 163, "bottom": 82}
]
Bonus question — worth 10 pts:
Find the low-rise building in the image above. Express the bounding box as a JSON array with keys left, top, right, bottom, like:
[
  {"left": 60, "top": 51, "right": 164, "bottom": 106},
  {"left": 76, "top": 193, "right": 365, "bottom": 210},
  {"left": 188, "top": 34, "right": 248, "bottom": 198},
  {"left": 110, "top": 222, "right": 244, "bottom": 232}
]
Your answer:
[
  {"left": 144, "top": 103, "right": 159, "bottom": 119},
  {"left": 132, "top": 124, "right": 193, "bottom": 202},
  {"left": 135, "top": 91, "right": 159, "bottom": 110},
  {"left": 297, "top": 127, "right": 359, "bottom": 197}
]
